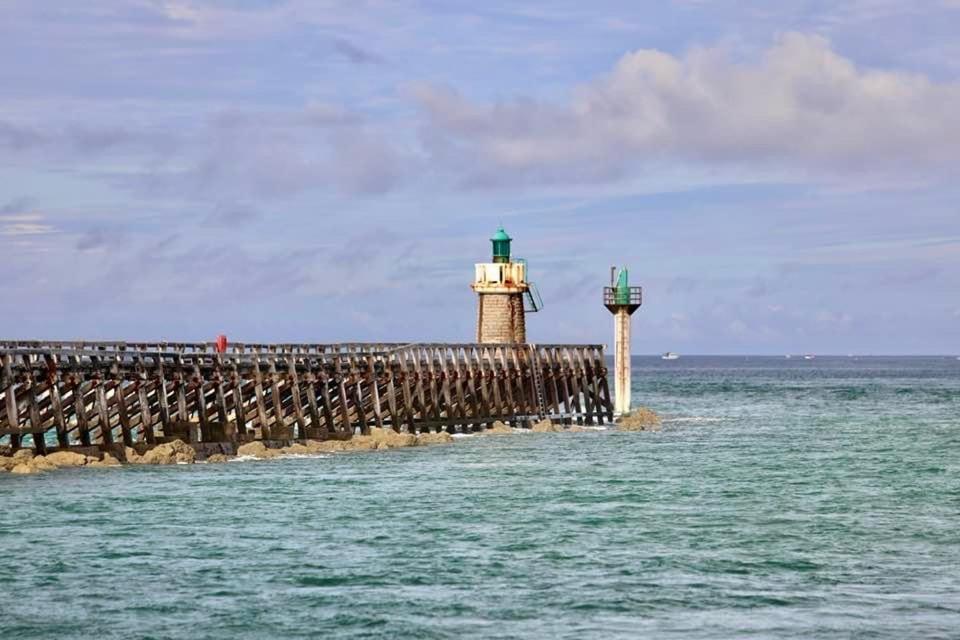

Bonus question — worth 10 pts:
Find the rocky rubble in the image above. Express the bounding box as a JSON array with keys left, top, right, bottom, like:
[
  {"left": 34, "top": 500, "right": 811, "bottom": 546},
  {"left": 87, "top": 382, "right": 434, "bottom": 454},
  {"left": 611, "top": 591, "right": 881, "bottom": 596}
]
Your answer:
[
  {"left": 235, "top": 427, "right": 454, "bottom": 460},
  {"left": 484, "top": 420, "right": 515, "bottom": 434},
  {"left": 616, "top": 407, "right": 662, "bottom": 432},
  {"left": 126, "top": 440, "right": 196, "bottom": 465},
  {"left": 1, "top": 415, "right": 603, "bottom": 472},
  {"left": 0, "top": 448, "right": 121, "bottom": 474},
  {"left": 531, "top": 418, "right": 563, "bottom": 432},
  {"left": 415, "top": 431, "right": 454, "bottom": 445}
]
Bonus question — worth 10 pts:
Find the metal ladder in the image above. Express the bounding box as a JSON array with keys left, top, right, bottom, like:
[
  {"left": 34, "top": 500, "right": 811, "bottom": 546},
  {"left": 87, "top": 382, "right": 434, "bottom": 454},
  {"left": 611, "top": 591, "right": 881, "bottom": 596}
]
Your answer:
[{"left": 528, "top": 345, "right": 547, "bottom": 419}]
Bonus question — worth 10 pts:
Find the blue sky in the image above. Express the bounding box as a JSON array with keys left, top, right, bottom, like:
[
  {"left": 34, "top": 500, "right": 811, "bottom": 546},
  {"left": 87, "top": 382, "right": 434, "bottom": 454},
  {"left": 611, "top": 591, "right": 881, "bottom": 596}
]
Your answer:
[{"left": 1, "top": 1, "right": 959, "bottom": 354}]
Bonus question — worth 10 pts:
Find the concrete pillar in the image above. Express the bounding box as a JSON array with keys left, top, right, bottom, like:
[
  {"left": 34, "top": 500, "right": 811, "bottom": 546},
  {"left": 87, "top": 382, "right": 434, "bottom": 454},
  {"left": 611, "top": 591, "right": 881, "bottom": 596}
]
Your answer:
[{"left": 614, "top": 307, "right": 631, "bottom": 414}]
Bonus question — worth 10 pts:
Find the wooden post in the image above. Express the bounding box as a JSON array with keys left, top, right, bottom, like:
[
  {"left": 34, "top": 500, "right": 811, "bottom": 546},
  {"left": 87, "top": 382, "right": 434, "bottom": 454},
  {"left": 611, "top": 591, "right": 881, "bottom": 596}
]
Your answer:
[
  {"left": 304, "top": 365, "right": 323, "bottom": 437},
  {"left": 400, "top": 360, "right": 415, "bottom": 432},
  {"left": 138, "top": 382, "right": 155, "bottom": 445},
  {"left": 2, "top": 353, "right": 20, "bottom": 447},
  {"left": 115, "top": 382, "right": 134, "bottom": 447},
  {"left": 427, "top": 348, "right": 442, "bottom": 421},
  {"left": 231, "top": 363, "right": 247, "bottom": 439},
  {"left": 25, "top": 377, "right": 46, "bottom": 454},
  {"left": 336, "top": 366, "right": 352, "bottom": 435},
  {"left": 366, "top": 355, "right": 383, "bottom": 430},
  {"left": 193, "top": 363, "right": 211, "bottom": 442},
  {"left": 385, "top": 359, "right": 401, "bottom": 431},
  {"left": 267, "top": 360, "right": 285, "bottom": 439},
  {"left": 73, "top": 381, "right": 91, "bottom": 447},
  {"left": 498, "top": 348, "right": 516, "bottom": 420},
  {"left": 214, "top": 361, "right": 231, "bottom": 430},
  {"left": 454, "top": 348, "right": 468, "bottom": 421},
  {"left": 566, "top": 348, "right": 584, "bottom": 425},
  {"left": 287, "top": 358, "right": 307, "bottom": 439},
  {"left": 156, "top": 355, "right": 172, "bottom": 436},
  {"left": 252, "top": 356, "right": 270, "bottom": 439},
  {"left": 95, "top": 382, "right": 114, "bottom": 445},
  {"left": 318, "top": 371, "right": 338, "bottom": 436},
  {"left": 45, "top": 355, "right": 70, "bottom": 448}
]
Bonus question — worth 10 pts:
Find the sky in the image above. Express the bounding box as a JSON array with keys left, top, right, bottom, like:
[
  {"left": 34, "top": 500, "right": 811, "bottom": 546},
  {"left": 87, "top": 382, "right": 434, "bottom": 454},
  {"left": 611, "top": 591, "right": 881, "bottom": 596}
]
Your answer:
[{"left": 1, "top": 0, "right": 959, "bottom": 354}]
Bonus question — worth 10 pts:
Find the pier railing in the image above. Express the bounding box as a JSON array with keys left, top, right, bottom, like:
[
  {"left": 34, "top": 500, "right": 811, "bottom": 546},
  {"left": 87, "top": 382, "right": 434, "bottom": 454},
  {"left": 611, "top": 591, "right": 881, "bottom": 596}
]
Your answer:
[{"left": 0, "top": 342, "right": 612, "bottom": 454}]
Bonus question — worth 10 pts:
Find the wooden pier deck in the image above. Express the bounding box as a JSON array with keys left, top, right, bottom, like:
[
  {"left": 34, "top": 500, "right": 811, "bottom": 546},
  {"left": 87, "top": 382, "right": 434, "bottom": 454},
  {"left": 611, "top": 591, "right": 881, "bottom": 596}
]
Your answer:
[{"left": 0, "top": 341, "right": 613, "bottom": 454}]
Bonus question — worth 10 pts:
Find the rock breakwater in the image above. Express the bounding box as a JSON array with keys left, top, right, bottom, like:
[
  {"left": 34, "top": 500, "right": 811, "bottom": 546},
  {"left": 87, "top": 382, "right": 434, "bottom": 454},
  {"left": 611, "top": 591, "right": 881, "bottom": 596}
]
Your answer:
[{"left": 1, "top": 418, "right": 619, "bottom": 474}]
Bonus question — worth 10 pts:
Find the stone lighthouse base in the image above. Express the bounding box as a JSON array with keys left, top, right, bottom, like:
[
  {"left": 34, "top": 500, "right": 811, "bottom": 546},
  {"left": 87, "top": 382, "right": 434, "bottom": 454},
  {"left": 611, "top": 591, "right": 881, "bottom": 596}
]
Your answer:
[{"left": 476, "top": 292, "right": 526, "bottom": 343}]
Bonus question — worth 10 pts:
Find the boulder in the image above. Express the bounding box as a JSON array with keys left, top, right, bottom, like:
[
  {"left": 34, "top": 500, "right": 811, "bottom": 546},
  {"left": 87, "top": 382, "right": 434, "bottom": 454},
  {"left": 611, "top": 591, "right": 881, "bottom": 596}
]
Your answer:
[
  {"left": 45, "top": 451, "right": 91, "bottom": 468},
  {"left": 89, "top": 453, "right": 122, "bottom": 468},
  {"left": 205, "top": 453, "right": 231, "bottom": 463},
  {"left": 617, "top": 407, "right": 662, "bottom": 432},
  {"left": 485, "top": 421, "right": 514, "bottom": 434},
  {"left": 137, "top": 439, "right": 196, "bottom": 464},
  {"left": 236, "top": 441, "right": 280, "bottom": 459},
  {"left": 368, "top": 427, "right": 417, "bottom": 448},
  {"left": 531, "top": 418, "right": 562, "bottom": 432},
  {"left": 12, "top": 449, "right": 34, "bottom": 461},
  {"left": 303, "top": 439, "right": 350, "bottom": 453},
  {"left": 124, "top": 447, "right": 142, "bottom": 463},
  {"left": 345, "top": 436, "right": 379, "bottom": 451},
  {"left": 28, "top": 456, "right": 58, "bottom": 472},
  {"left": 0, "top": 456, "right": 18, "bottom": 472},
  {"left": 8, "top": 455, "right": 55, "bottom": 474},
  {"left": 281, "top": 443, "right": 312, "bottom": 455},
  {"left": 416, "top": 431, "right": 454, "bottom": 445}
]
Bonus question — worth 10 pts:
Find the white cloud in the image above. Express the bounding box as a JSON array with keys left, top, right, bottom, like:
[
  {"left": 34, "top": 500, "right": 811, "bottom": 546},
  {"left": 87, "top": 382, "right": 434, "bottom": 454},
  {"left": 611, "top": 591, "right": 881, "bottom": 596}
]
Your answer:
[
  {"left": 0, "top": 208, "right": 55, "bottom": 236},
  {"left": 414, "top": 33, "right": 960, "bottom": 187},
  {"left": 0, "top": 222, "right": 56, "bottom": 236}
]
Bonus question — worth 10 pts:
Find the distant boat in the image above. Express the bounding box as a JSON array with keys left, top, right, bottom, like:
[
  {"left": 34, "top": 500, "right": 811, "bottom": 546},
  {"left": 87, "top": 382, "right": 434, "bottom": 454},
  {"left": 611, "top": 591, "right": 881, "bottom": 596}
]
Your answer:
[
  {"left": 785, "top": 354, "right": 792, "bottom": 359},
  {"left": 803, "top": 354, "right": 815, "bottom": 360},
  {"left": 661, "top": 352, "right": 679, "bottom": 360}
]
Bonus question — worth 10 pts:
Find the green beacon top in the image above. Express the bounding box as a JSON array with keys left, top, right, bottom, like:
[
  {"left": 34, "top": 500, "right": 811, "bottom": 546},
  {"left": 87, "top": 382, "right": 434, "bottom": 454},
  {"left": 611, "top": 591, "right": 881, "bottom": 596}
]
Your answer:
[
  {"left": 615, "top": 268, "right": 631, "bottom": 304},
  {"left": 491, "top": 227, "right": 512, "bottom": 264}
]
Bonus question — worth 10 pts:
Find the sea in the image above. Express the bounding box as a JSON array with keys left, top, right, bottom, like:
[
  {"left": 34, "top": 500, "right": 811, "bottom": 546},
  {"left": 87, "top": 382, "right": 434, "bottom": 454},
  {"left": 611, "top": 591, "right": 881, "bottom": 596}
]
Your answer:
[{"left": 1, "top": 356, "right": 958, "bottom": 639}]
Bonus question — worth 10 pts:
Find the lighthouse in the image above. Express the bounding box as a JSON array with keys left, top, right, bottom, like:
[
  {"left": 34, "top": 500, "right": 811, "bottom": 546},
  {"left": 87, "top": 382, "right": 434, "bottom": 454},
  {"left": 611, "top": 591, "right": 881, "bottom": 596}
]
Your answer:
[
  {"left": 472, "top": 227, "right": 541, "bottom": 343},
  {"left": 604, "top": 267, "right": 642, "bottom": 414}
]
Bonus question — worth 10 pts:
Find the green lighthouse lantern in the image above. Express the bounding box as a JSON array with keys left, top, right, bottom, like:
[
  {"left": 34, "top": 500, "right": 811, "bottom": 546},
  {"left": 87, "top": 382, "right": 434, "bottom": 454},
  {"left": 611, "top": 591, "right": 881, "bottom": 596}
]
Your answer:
[
  {"left": 491, "top": 227, "right": 512, "bottom": 264},
  {"left": 615, "top": 268, "right": 631, "bottom": 304}
]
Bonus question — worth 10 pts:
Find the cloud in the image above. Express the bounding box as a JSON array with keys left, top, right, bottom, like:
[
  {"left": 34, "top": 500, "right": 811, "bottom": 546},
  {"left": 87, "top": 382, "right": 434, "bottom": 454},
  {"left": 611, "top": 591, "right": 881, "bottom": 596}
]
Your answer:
[
  {"left": 177, "top": 114, "right": 407, "bottom": 197},
  {"left": 331, "top": 37, "right": 384, "bottom": 65},
  {"left": 0, "top": 119, "right": 178, "bottom": 158},
  {"left": 0, "top": 197, "right": 34, "bottom": 215},
  {"left": 0, "top": 221, "right": 56, "bottom": 236},
  {"left": 0, "top": 201, "right": 56, "bottom": 236},
  {"left": 202, "top": 203, "right": 261, "bottom": 228},
  {"left": 414, "top": 32, "right": 960, "bottom": 187},
  {"left": 22, "top": 103, "right": 411, "bottom": 199}
]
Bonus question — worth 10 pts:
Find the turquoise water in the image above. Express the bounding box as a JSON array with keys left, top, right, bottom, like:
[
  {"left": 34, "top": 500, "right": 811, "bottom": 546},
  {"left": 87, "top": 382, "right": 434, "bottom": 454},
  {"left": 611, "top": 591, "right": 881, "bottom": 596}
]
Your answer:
[{"left": 2, "top": 356, "right": 959, "bottom": 638}]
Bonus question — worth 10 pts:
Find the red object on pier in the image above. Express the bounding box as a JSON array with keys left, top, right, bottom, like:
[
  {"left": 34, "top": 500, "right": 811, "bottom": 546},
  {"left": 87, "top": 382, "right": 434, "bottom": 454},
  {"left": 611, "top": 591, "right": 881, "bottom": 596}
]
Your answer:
[{"left": 215, "top": 334, "right": 228, "bottom": 353}]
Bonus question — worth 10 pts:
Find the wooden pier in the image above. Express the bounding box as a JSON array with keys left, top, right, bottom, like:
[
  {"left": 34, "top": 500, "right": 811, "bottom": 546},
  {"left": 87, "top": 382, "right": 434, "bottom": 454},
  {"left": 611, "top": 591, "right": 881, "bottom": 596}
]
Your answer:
[{"left": 0, "top": 341, "right": 613, "bottom": 455}]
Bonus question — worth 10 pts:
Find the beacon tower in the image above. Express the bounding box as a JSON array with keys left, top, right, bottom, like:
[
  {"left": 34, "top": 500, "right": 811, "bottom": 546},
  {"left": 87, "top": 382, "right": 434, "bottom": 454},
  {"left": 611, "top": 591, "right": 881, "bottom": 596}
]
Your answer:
[
  {"left": 472, "top": 227, "right": 541, "bottom": 343},
  {"left": 604, "top": 267, "right": 642, "bottom": 415}
]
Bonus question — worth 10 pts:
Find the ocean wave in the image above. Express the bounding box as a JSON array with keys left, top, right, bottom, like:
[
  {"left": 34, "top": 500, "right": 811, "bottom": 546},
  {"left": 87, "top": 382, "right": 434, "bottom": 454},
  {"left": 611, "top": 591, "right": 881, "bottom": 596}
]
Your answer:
[
  {"left": 228, "top": 455, "right": 260, "bottom": 463},
  {"left": 662, "top": 416, "right": 732, "bottom": 424},
  {"left": 276, "top": 453, "right": 332, "bottom": 460},
  {"left": 223, "top": 453, "right": 332, "bottom": 463}
]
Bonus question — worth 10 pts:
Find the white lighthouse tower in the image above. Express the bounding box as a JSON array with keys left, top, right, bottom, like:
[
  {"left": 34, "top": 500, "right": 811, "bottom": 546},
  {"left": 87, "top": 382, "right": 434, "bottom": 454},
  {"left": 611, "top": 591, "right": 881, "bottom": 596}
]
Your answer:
[{"left": 604, "top": 267, "right": 642, "bottom": 414}]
